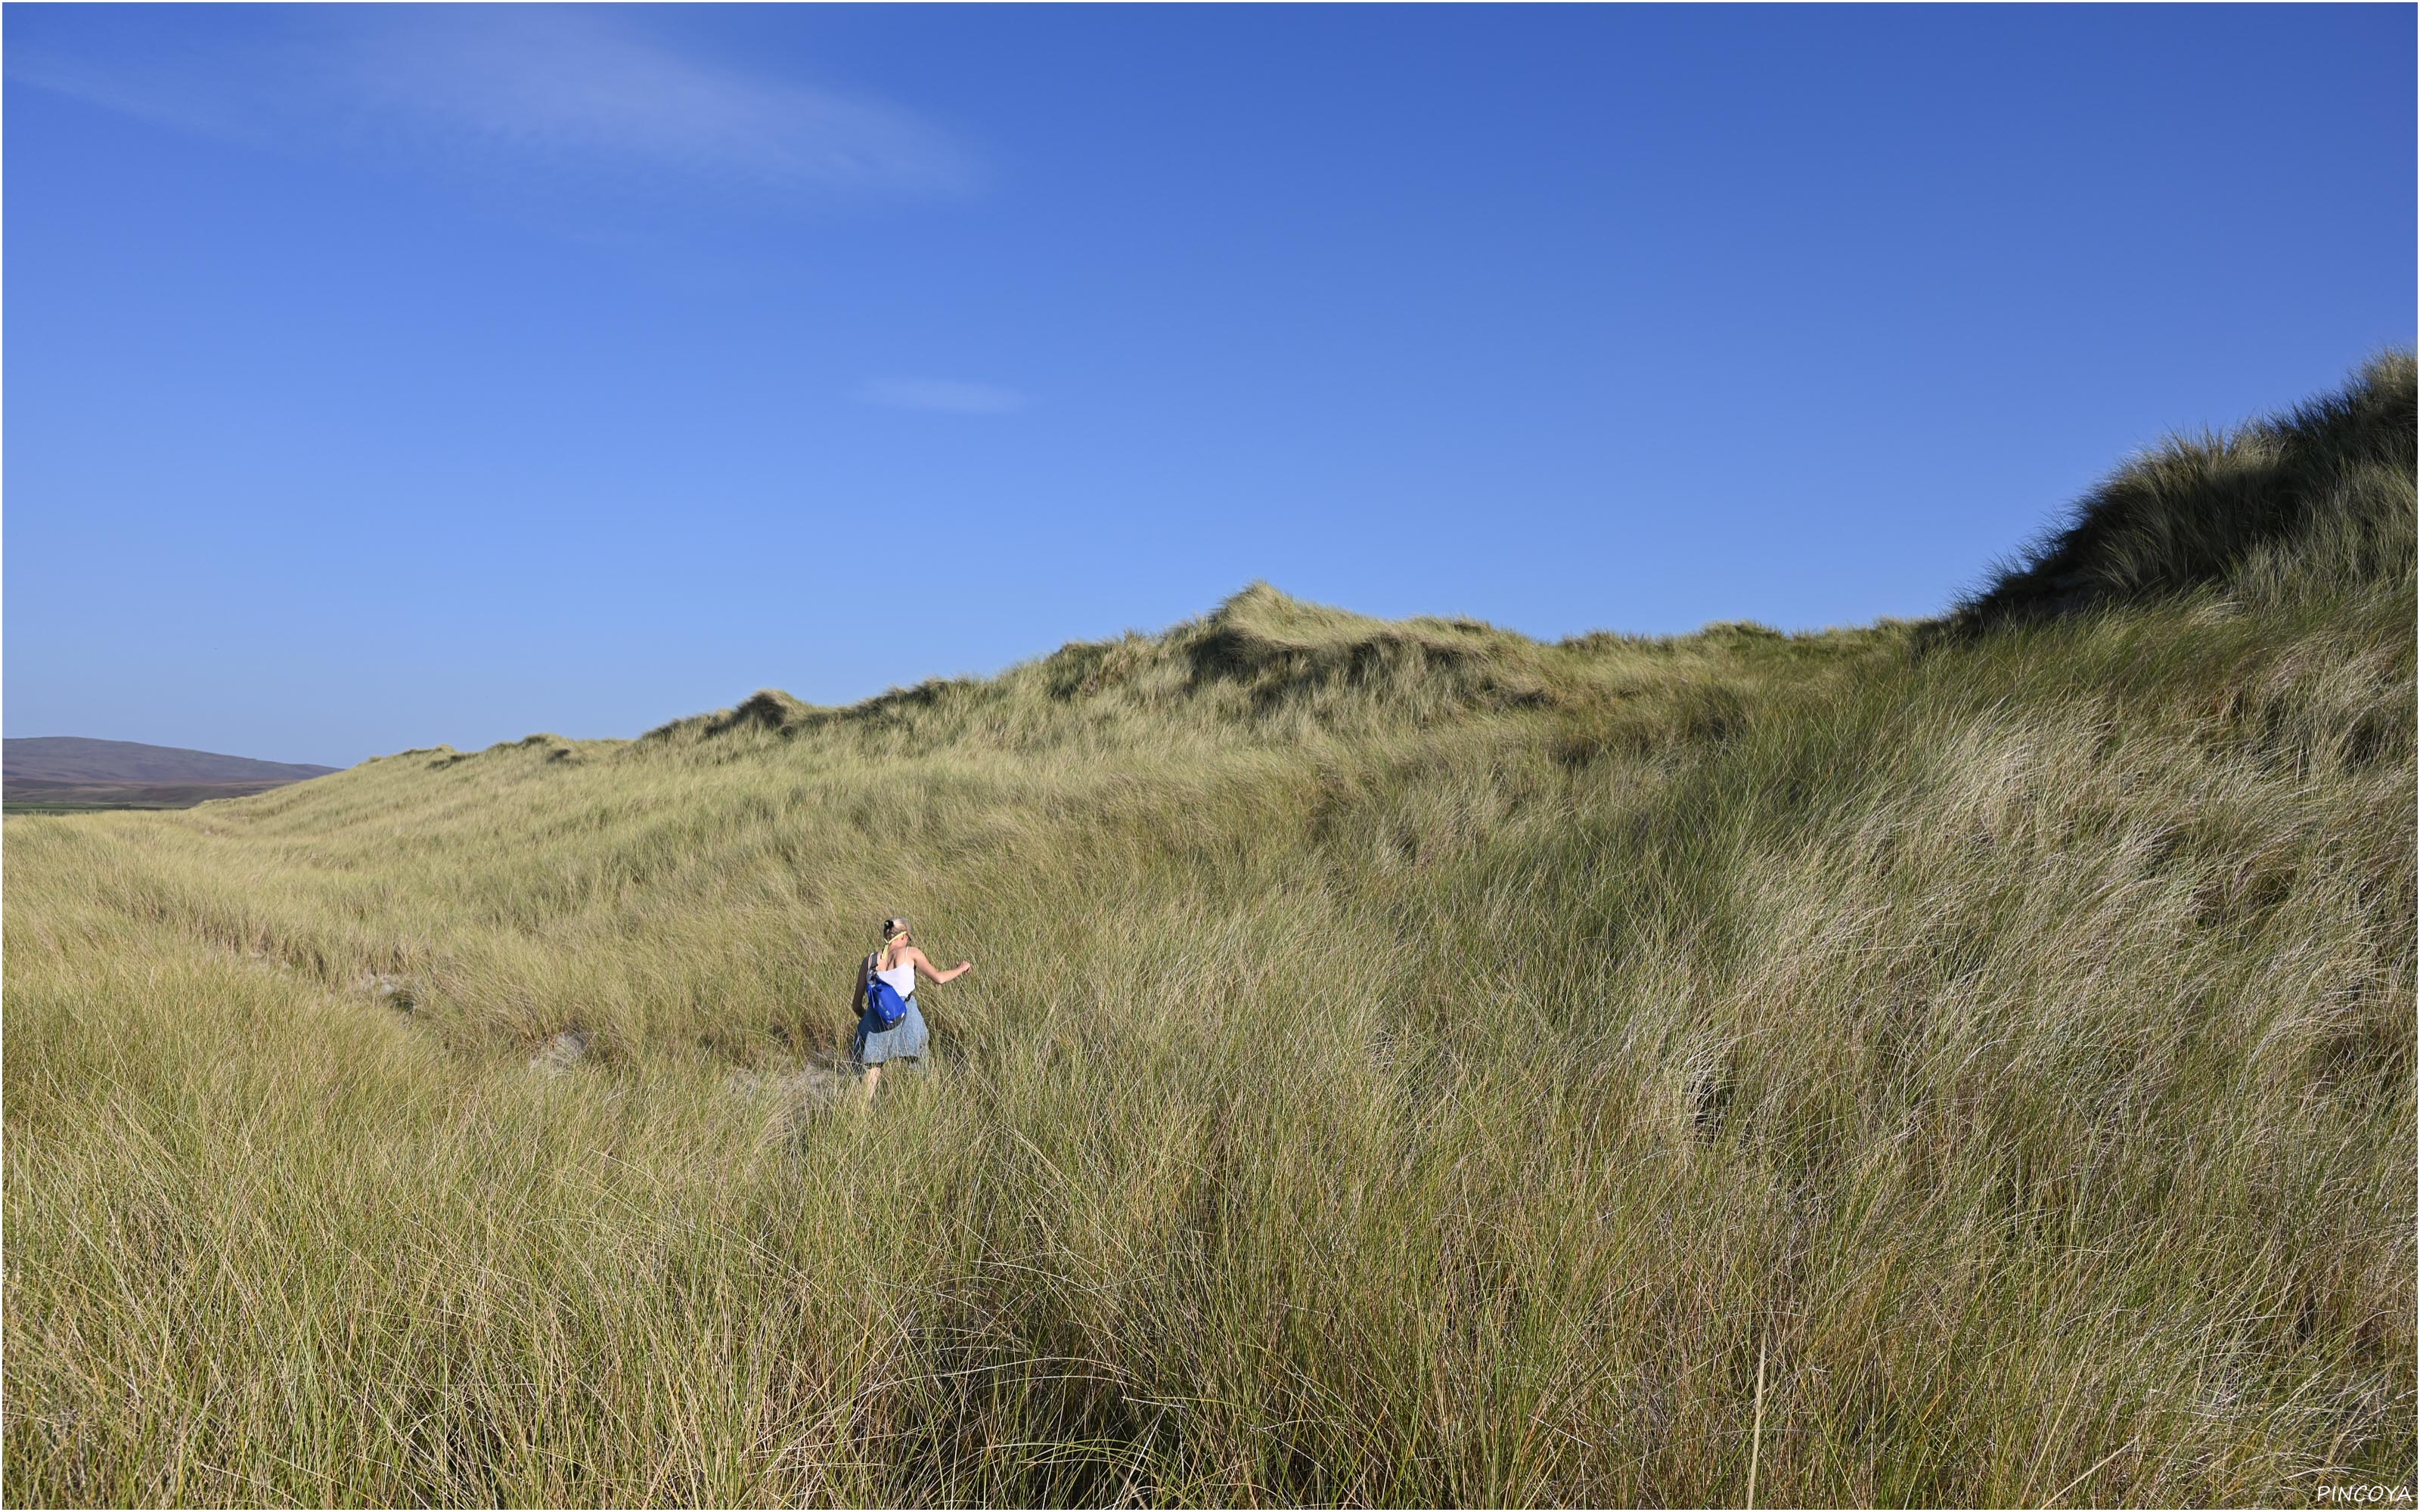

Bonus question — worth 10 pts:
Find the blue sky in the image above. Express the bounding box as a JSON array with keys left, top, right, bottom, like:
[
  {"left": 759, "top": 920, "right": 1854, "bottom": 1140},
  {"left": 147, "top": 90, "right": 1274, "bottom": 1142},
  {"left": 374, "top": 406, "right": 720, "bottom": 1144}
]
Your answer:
[{"left": 7, "top": 4, "right": 2412, "bottom": 767}]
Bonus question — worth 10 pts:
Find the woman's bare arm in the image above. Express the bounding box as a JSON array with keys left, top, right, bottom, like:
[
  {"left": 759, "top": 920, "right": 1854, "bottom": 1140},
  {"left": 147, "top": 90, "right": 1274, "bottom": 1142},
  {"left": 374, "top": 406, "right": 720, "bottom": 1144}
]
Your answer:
[{"left": 908, "top": 946, "right": 973, "bottom": 985}]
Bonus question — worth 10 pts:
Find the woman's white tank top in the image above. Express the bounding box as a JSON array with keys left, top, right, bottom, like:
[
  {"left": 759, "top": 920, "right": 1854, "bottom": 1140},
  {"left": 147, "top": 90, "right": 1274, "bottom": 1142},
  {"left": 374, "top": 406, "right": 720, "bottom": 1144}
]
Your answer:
[{"left": 873, "top": 955, "right": 917, "bottom": 999}]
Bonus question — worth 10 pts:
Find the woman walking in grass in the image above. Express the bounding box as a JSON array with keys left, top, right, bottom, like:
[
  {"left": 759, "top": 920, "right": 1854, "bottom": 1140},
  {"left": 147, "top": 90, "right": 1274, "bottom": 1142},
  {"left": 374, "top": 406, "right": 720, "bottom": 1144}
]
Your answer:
[{"left": 856, "top": 915, "right": 972, "bottom": 1098}]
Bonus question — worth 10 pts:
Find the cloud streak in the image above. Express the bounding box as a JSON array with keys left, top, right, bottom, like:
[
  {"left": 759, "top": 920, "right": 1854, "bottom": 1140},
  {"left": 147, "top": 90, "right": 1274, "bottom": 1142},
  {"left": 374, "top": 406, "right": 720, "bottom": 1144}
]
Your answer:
[
  {"left": 7, "top": 11, "right": 976, "bottom": 204},
  {"left": 857, "top": 379, "right": 1031, "bottom": 415}
]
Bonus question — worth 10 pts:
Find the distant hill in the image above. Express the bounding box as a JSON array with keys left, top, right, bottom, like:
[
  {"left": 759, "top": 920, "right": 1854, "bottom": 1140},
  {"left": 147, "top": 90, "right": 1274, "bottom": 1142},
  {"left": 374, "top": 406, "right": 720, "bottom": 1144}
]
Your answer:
[
  {"left": 5, "top": 736, "right": 337, "bottom": 785},
  {"left": 4, "top": 737, "right": 338, "bottom": 810}
]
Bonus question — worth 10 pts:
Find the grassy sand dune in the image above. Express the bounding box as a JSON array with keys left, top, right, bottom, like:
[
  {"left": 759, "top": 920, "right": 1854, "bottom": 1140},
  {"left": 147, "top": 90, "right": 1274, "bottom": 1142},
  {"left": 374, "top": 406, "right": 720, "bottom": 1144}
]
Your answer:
[{"left": 5, "top": 357, "right": 2412, "bottom": 1504}]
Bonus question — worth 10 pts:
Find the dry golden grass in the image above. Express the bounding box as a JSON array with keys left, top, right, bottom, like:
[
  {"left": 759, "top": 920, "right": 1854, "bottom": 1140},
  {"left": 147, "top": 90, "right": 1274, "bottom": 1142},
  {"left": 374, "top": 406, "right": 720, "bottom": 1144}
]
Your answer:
[{"left": 5, "top": 358, "right": 2412, "bottom": 1505}]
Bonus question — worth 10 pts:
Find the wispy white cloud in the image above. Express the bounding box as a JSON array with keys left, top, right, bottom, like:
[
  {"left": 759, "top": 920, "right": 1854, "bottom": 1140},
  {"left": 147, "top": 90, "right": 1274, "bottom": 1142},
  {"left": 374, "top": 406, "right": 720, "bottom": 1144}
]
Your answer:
[
  {"left": 857, "top": 379, "right": 1031, "bottom": 415},
  {"left": 337, "top": 12, "right": 974, "bottom": 199},
  {"left": 7, "top": 11, "right": 976, "bottom": 204}
]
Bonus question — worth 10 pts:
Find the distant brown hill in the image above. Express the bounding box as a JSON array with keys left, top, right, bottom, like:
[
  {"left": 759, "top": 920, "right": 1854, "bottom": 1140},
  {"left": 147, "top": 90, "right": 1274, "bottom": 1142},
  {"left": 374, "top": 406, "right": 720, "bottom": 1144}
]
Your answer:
[{"left": 5, "top": 738, "right": 339, "bottom": 810}]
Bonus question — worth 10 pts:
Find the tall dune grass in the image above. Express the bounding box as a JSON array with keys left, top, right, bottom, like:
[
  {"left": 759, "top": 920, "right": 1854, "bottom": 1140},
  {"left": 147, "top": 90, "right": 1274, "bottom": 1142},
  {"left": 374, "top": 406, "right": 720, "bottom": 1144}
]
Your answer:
[{"left": 5, "top": 357, "right": 2412, "bottom": 1504}]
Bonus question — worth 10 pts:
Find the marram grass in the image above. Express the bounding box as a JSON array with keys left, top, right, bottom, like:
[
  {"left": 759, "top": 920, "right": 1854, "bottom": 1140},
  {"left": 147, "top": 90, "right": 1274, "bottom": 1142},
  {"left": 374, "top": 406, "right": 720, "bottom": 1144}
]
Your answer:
[{"left": 5, "top": 357, "right": 2413, "bottom": 1506}]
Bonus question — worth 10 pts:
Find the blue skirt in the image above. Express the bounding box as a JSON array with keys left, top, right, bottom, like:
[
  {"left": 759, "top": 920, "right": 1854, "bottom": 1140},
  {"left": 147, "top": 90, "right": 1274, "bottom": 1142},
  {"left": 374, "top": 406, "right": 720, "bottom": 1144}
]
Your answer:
[{"left": 855, "top": 997, "right": 929, "bottom": 1066}]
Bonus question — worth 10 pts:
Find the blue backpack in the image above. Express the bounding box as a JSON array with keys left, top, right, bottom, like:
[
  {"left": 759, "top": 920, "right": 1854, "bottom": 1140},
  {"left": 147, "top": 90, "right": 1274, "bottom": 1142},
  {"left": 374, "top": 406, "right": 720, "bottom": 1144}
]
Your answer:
[{"left": 862, "top": 952, "right": 911, "bottom": 1030}]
